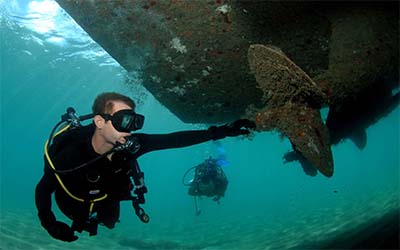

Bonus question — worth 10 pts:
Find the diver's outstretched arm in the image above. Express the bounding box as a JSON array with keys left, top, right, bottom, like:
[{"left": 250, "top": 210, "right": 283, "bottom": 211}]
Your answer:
[{"left": 133, "top": 119, "right": 255, "bottom": 156}]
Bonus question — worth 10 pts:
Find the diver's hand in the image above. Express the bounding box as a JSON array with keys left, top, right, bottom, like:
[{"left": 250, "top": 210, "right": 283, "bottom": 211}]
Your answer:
[
  {"left": 46, "top": 221, "right": 78, "bottom": 242},
  {"left": 113, "top": 135, "right": 141, "bottom": 154},
  {"left": 209, "top": 119, "right": 256, "bottom": 140},
  {"left": 225, "top": 119, "right": 256, "bottom": 136}
]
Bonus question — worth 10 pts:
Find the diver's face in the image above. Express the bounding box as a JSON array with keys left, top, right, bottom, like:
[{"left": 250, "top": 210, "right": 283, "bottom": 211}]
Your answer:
[{"left": 102, "top": 101, "right": 133, "bottom": 145}]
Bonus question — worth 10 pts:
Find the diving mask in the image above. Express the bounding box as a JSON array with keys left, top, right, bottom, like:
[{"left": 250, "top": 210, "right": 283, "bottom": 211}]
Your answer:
[{"left": 100, "top": 109, "right": 144, "bottom": 132}]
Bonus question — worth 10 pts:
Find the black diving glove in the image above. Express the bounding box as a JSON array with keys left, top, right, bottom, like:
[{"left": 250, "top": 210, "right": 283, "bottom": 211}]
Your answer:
[
  {"left": 114, "top": 135, "right": 141, "bottom": 154},
  {"left": 46, "top": 221, "right": 78, "bottom": 242},
  {"left": 209, "top": 119, "right": 256, "bottom": 140}
]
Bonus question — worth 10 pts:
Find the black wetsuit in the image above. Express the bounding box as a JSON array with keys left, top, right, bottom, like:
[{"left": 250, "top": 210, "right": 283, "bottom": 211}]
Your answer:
[{"left": 35, "top": 124, "right": 216, "bottom": 234}]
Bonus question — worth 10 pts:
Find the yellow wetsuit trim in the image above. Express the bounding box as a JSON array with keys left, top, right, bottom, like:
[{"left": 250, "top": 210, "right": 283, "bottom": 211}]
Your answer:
[{"left": 44, "top": 124, "right": 107, "bottom": 211}]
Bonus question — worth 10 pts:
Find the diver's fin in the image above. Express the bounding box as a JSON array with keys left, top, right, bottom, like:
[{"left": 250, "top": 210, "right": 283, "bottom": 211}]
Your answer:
[
  {"left": 247, "top": 44, "right": 333, "bottom": 177},
  {"left": 349, "top": 129, "right": 367, "bottom": 149}
]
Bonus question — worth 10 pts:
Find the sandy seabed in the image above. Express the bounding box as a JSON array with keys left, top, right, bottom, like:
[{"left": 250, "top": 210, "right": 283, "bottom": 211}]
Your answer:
[{"left": 0, "top": 190, "right": 398, "bottom": 250}]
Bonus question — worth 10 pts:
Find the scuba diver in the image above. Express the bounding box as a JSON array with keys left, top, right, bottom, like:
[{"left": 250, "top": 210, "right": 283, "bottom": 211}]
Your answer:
[
  {"left": 184, "top": 152, "right": 229, "bottom": 215},
  {"left": 35, "top": 92, "right": 255, "bottom": 242}
]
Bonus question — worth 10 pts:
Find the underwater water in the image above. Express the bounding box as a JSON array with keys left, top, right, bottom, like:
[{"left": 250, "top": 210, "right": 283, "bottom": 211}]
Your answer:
[{"left": 1, "top": 0, "right": 399, "bottom": 249}]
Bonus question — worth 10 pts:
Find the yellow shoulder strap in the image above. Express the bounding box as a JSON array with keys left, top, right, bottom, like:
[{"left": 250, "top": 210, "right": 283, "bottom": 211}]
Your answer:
[{"left": 44, "top": 124, "right": 107, "bottom": 212}]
